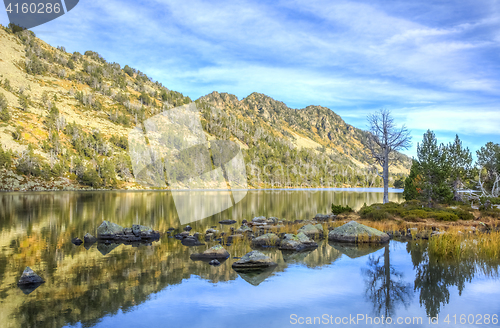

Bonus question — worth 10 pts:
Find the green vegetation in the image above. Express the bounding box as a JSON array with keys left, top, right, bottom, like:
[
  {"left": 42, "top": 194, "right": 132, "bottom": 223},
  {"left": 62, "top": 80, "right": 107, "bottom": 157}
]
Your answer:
[
  {"left": 404, "top": 131, "right": 496, "bottom": 206},
  {"left": 0, "top": 93, "right": 9, "bottom": 122},
  {"left": 358, "top": 201, "right": 475, "bottom": 222},
  {"left": 331, "top": 204, "right": 353, "bottom": 215},
  {"left": 0, "top": 143, "right": 13, "bottom": 168}
]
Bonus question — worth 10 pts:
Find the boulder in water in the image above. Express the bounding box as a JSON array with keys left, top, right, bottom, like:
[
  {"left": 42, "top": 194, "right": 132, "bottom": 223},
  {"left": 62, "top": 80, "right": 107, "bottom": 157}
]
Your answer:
[
  {"left": 251, "top": 233, "right": 280, "bottom": 247},
  {"left": 18, "top": 267, "right": 45, "bottom": 285},
  {"left": 328, "top": 221, "right": 389, "bottom": 243},
  {"left": 278, "top": 232, "right": 318, "bottom": 251},
  {"left": 232, "top": 250, "right": 277, "bottom": 271}
]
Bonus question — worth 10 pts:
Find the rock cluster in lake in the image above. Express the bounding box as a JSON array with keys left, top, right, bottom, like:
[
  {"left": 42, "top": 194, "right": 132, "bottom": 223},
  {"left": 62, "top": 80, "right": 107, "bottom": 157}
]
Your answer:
[
  {"left": 328, "top": 221, "right": 389, "bottom": 243},
  {"left": 190, "top": 245, "right": 230, "bottom": 261},
  {"left": 279, "top": 232, "right": 318, "bottom": 251},
  {"left": 96, "top": 221, "right": 160, "bottom": 242}
]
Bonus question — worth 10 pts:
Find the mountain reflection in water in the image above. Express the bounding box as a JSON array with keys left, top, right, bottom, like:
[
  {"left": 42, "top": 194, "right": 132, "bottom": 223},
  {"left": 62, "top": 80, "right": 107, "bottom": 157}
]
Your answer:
[{"left": 0, "top": 190, "right": 499, "bottom": 328}]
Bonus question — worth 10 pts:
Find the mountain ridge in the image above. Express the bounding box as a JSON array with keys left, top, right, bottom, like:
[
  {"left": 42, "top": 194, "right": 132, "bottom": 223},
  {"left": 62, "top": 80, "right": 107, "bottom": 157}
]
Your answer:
[{"left": 0, "top": 25, "right": 410, "bottom": 191}]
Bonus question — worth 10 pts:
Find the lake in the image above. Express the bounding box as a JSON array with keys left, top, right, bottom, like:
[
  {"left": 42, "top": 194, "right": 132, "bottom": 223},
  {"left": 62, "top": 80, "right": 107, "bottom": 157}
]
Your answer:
[{"left": 0, "top": 189, "right": 499, "bottom": 328}]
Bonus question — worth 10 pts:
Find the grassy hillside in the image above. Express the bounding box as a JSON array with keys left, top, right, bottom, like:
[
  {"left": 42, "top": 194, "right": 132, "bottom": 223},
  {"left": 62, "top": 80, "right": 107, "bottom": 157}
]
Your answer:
[{"left": 0, "top": 25, "right": 410, "bottom": 191}]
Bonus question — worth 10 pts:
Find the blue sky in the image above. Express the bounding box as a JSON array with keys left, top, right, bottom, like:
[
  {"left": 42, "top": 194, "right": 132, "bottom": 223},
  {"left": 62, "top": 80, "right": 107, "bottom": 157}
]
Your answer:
[{"left": 1, "top": 0, "right": 499, "bottom": 158}]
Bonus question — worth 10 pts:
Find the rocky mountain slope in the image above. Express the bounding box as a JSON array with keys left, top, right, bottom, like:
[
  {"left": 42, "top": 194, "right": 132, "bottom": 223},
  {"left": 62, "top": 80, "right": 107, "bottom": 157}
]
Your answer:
[{"left": 0, "top": 25, "right": 410, "bottom": 191}]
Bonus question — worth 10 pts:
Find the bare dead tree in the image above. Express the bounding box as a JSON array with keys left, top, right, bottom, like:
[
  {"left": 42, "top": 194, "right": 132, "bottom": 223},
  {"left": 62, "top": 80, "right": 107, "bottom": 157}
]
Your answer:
[{"left": 364, "top": 109, "right": 412, "bottom": 203}]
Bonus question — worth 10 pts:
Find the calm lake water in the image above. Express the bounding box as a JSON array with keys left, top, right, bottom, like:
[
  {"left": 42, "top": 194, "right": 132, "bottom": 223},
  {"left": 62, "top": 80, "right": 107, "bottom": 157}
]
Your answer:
[{"left": 0, "top": 189, "right": 499, "bottom": 328}]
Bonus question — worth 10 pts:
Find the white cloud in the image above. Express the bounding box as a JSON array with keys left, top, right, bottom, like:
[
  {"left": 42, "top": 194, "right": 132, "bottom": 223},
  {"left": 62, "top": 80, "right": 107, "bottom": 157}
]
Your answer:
[{"left": 405, "top": 108, "right": 500, "bottom": 135}]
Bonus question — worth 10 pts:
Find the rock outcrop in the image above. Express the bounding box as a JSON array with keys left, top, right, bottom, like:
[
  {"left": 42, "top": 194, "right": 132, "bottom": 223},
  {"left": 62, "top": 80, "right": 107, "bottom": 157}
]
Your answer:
[
  {"left": 18, "top": 267, "right": 45, "bottom": 285},
  {"left": 190, "top": 245, "right": 230, "bottom": 261},
  {"left": 278, "top": 232, "right": 318, "bottom": 251},
  {"left": 232, "top": 250, "right": 277, "bottom": 270},
  {"left": 71, "top": 237, "right": 83, "bottom": 245},
  {"left": 97, "top": 221, "right": 160, "bottom": 242},
  {"left": 84, "top": 233, "right": 97, "bottom": 244},
  {"left": 251, "top": 233, "right": 280, "bottom": 247},
  {"left": 328, "top": 221, "right": 389, "bottom": 243},
  {"left": 235, "top": 225, "right": 252, "bottom": 234},
  {"left": 298, "top": 223, "right": 324, "bottom": 239}
]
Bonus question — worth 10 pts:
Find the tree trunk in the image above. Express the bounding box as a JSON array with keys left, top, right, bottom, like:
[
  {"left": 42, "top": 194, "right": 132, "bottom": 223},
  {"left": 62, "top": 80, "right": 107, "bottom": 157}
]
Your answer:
[
  {"left": 383, "top": 149, "right": 389, "bottom": 204},
  {"left": 453, "top": 178, "right": 462, "bottom": 201}
]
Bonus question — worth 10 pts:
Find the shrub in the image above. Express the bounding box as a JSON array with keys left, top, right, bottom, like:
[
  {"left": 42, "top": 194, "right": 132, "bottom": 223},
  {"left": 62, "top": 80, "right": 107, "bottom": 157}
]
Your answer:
[
  {"left": 81, "top": 165, "right": 103, "bottom": 188},
  {"left": 123, "top": 65, "right": 134, "bottom": 77},
  {"left": 445, "top": 208, "right": 474, "bottom": 221},
  {"left": 0, "top": 143, "right": 12, "bottom": 168},
  {"left": 331, "top": 204, "right": 353, "bottom": 215},
  {"left": 429, "top": 212, "right": 459, "bottom": 221},
  {"left": 67, "top": 59, "right": 75, "bottom": 70},
  {"left": 403, "top": 209, "right": 429, "bottom": 219},
  {"left": 0, "top": 93, "right": 9, "bottom": 122},
  {"left": 16, "top": 145, "right": 44, "bottom": 177},
  {"left": 12, "top": 126, "right": 23, "bottom": 140},
  {"left": 358, "top": 204, "right": 391, "bottom": 220},
  {"left": 481, "top": 208, "right": 500, "bottom": 219}
]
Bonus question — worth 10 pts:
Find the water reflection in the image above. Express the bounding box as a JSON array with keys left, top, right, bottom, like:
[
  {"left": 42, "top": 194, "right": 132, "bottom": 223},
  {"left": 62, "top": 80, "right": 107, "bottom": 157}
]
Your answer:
[
  {"left": 405, "top": 240, "right": 499, "bottom": 318},
  {"left": 362, "top": 243, "right": 413, "bottom": 318},
  {"left": 0, "top": 190, "right": 498, "bottom": 328}
]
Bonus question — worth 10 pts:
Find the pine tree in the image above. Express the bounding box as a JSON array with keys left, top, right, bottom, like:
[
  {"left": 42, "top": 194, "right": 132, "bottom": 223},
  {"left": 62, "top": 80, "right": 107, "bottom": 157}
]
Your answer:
[
  {"left": 445, "top": 135, "right": 473, "bottom": 201},
  {"left": 403, "top": 160, "right": 420, "bottom": 201},
  {"left": 416, "top": 130, "right": 453, "bottom": 204}
]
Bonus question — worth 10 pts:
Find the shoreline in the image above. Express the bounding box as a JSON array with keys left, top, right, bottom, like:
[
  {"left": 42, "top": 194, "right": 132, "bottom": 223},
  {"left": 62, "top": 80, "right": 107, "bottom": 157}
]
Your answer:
[{"left": 0, "top": 187, "right": 406, "bottom": 193}]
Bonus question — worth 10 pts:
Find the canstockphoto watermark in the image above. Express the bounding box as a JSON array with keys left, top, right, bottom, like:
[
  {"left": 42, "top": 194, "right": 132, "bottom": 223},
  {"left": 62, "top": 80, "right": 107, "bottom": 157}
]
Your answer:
[
  {"left": 128, "top": 103, "right": 248, "bottom": 224},
  {"left": 4, "top": 0, "right": 79, "bottom": 29}
]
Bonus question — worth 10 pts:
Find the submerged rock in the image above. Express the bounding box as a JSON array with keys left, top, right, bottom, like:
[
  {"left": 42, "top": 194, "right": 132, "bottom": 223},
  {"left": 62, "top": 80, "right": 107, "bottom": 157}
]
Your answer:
[
  {"left": 298, "top": 223, "right": 324, "bottom": 239},
  {"left": 18, "top": 267, "right": 45, "bottom": 285},
  {"left": 251, "top": 233, "right": 280, "bottom": 247},
  {"left": 184, "top": 225, "right": 192, "bottom": 231},
  {"left": 181, "top": 236, "right": 205, "bottom": 246},
  {"left": 71, "top": 237, "right": 83, "bottom": 246},
  {"left": 174, "top": 231, "right": 190, "bottom": 239},
  {"left": 227, "top": 234, "right": 244, "bottom": 243},
  {"left": 97, "top": 221, "right": 160, "bottom": 242},
  {"left": 190, "top": 245, "right": 230, "bottom": 260},
  {"left": 209, "top": 259, "right": 221, "bottom": 266},
  {"left": 328, "top": 221, "right": 389, "bottom": 243},
  {"left": 232, "top": 250, "right": 277, "bottom": 271},
  {"left": 219, "top": 220, "right": 237, "bottom": 224},
  {"left": 278, "top": 232, "right": 318, "bottom": 251}
]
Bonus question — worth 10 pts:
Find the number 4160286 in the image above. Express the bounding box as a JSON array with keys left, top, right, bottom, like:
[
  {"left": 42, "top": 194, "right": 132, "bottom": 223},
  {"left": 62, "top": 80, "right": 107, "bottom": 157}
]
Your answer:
[
  {"left": 443, "top": 314, "right": 498, "bottom": 325},
  {"left": 5, "top": 2, "right": 61, "bottom": 14}
]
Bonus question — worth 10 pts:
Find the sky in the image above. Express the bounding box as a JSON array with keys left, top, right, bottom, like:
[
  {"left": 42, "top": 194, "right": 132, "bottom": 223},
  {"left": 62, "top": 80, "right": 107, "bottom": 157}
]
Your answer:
[{"left": 1, "top": 0, "right": 499, "bottom": 158}]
